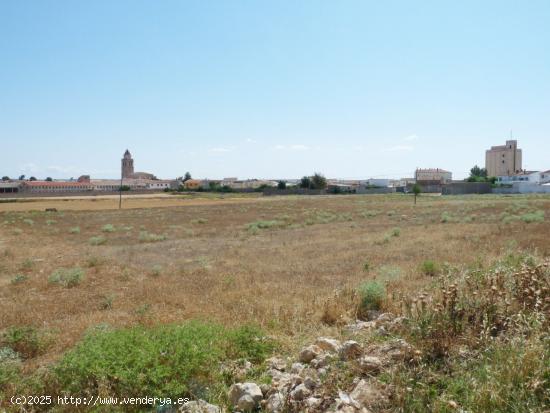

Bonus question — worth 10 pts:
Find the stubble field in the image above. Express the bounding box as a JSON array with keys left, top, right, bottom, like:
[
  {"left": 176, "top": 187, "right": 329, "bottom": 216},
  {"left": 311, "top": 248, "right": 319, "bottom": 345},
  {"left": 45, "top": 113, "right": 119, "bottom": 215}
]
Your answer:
[{"left": 0, "top": 193, "right": 549, "bottom": 411}]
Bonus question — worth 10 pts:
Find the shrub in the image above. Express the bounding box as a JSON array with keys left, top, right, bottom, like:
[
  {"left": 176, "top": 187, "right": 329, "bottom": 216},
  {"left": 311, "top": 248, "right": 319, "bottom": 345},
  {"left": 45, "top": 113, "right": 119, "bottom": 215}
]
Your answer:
[
  {"left": 360, "top": 210, "right": 379, "bottom": 218},
  {"left": 45, "top": 219, "right": 56, "bottom": 226},
  {"left": 86, "top": 256, "right": 101, "bottom": 267},
  {"left": 441, "top": 212, "right": 452, "bottom": 223},
  {"left": 150, "top": 265, "right": 162, "bottom": 277},
  {"left": 23, "top": 219, "right": 34, "bottom": 226},
  {"left": 357, "top": 280, "right": 386, "bottom": 315},
  {"left": 1, "top": 326, "right": 48, "bottom": 359},
  {"left": 139, "top": 231, "right": 166, "bottom": 243},
  {"left": 88, "top": 236, "right": 107, "bottom": 246},
  {"left": 420, "top": 260, "right": 439, "bottom": 276},
  {"left": 99, "top": 294, "right": 114, "bottom": 310},
  {"left": 191, "top": 218, "right": 208, "bottom": 224},
  {"left": 53, "top": 321, "right": 272, "bottom": 400},
  {"left": 520, "top": 210, "right": 544, "bottom": 223},
  {"left": 0, "top": 347, "right": 22, "bottom": 388},
  {"left": 246, "top": 220, "right": 281, "bottom": 234},
  {"left": 101, "top": 224, "right": 116, "bottom": 233},
  {"left": 10, "top": 274, "right": 28, "bottom": 285},
  {"left": 397, "top": 254, "right": 550, "bottom": 412},
  {"left": 390, "top": 227, "right": 401, "bottom": 237},
  {"left": 48, "top": 267, "right": 84, "bottom": 288},
  {"left": 19, "top": 258, "right": 34, "bottom": 271},
  {"left": 69, "top": 226, "right": 80, "bottom": 234},
  {"left": 378, "top": 265, "right": 402, "bottom": 281}
]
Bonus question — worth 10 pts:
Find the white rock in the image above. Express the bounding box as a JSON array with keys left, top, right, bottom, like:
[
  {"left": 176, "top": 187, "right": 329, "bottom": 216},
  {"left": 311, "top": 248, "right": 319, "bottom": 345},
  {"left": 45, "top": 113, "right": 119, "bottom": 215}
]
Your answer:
[
  {"left": 290, "top": 374, "right": 303, "bottom": 388},
  {"left": 299, "top": 344, "right": 322, "bottom": 363},
  {"left": 379, "top": 339, "right": 413, "bottom": 361},
  {"left": 266, "top": 356, "right": 287, "bottom": 371},
  {"left": 265, "top": 392, "right": 285, "bottom": 413},
  {"left": 314, "top": 337, "right": 342, "bottom": 353},
  {"left": 335, "top": 406, "right": 372, "bottom": 413},
  {"left": 273, "top": 372, "right": 293, "bottom": 392},
  {"left": 237, "top": 394, "right": 256, "bottom": 411},
  {"left": 304, "top": 376, "right": 319, "bottom": 390},
  {"left": 339, "top": 340, "right": 363, "bottom": 360},
  {"left": 290, "top": 383, "right": 311, "bottom": 401},
  {"left": 267, "top": 368, "right": 284, "bottom": 380},
  {"left": 290, "top": 362, "right": 305, "bottom": 374},
  {"left": 346, "top": 320, "right": 376, "bottom": 333},
  {"left": 349, "top": 379, "right": 387, "bottom": 408},
  {"left": 228, "top": 382, "right": 263, "bottom": 412},
  {"left": 311, "top": 352, "right": 334, "bottom": 369},
  {"left": 180, "top": 400, "right": 221, "bottom": 413},
  {"left": 334, "top": 392, "right": 367, "bottom": 412},
  {"left": 305, "top": 396, "right": 322, "bottom": 409},
  {"left": 357, "top": 356, "right": 382, "bottom": 375}
]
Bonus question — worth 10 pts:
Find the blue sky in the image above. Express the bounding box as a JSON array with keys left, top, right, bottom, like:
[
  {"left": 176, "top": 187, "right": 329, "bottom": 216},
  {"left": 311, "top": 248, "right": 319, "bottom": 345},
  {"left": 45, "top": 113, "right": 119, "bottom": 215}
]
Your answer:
[{"left": 1, "top": 0, "right": 549, "bottom": 180}]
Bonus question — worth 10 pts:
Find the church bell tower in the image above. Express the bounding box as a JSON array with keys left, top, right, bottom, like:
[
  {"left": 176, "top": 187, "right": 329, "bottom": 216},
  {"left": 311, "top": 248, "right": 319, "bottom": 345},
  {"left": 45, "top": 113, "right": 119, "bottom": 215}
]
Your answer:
[{"left": 121, "top": 149, "right": 134, "bottom": 178}]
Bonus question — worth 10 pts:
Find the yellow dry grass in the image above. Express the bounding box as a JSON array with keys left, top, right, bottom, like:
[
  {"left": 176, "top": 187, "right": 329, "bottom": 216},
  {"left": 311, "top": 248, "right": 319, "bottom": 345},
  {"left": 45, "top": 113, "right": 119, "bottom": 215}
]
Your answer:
[
  {"left": 1, "top": 193, "right": 549, "bottom": 372},
  {"left": 0, "top": 192, "right": 261, "bottom": 212}
]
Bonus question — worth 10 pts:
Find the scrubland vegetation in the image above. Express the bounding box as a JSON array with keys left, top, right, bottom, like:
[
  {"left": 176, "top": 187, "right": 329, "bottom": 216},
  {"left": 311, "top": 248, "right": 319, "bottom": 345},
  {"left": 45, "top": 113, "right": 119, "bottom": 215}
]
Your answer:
[{"left": 0, "top": 194, "right": 549, "bottom": 411}]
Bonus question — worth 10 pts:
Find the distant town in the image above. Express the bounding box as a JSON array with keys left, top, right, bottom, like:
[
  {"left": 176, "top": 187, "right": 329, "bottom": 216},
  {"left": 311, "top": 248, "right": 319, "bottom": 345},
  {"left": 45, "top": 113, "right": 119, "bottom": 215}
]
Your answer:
[{"left": 1, "top": 139, "right": 549, "bottom": 195}]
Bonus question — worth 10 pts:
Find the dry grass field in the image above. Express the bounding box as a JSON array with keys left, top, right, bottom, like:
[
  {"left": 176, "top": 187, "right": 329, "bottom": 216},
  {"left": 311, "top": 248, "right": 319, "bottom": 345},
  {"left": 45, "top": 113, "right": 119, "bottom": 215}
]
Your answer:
[{"left": 1, "top": 193, "right": 549, "bottom": 411}]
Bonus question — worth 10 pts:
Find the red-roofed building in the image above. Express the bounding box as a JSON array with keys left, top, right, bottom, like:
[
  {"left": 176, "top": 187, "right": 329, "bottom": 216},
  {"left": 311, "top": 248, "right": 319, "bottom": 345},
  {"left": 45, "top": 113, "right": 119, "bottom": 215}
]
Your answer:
[{"left": 21, "top": 181, "right": 93, "bottom": 193}]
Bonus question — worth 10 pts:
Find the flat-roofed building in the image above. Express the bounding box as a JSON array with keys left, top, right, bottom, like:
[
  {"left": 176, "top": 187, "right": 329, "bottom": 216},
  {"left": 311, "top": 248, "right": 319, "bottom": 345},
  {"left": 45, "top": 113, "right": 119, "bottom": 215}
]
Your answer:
[
  {"left": 0, "top": 182, "right": 21, "bottom": 193},
  {"left": 485, "top": 140, "right": 522, "bottom": 177}
]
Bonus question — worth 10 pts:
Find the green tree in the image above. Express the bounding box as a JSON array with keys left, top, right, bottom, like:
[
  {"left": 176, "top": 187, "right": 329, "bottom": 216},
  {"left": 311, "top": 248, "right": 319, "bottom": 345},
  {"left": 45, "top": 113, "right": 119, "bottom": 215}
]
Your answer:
[
  {"left": 277, "top": 180, "right": 287, "bottom": 190},
  {"left": 467, "top": 165, "right": 489, "bottom": 182},
  {"left": 45, "top": 177, "right": 53, "bottom": 182},
  {"left": 183, "top": 172, "right": 192, "bottom": 182},
  {"left": 2, "top": 176, "right": 9, "bottom": 181},
  {"left": 19, "top": 175, "right": 25, "bottom": 180},
  {"left": 311, "top": 172, "right": 327, "bottom": 190},
  {"left": 300, "top": 176, "right": 311, "bottom": 189},
  {"left": 29, "top": 176, "right": 37, "bottom": 181},
  {"left": 412, "top": 183, "right": 421, "bottom": 204}
]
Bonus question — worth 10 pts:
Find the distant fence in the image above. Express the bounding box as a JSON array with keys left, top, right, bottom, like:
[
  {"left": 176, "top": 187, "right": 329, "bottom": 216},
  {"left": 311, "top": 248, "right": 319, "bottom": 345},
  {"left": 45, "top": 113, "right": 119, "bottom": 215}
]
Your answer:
[
  {"left": 413, "top": 184, "right": 443, "bottom": 193},
  {"left": 263, "top": 188, "right": 326, "bottom": 196},
  {"left": 442, "top": 182, "right": 492, "bottom": 195},
  {"left": 356, "top": 187, "right": 395, "bottom": 194}
]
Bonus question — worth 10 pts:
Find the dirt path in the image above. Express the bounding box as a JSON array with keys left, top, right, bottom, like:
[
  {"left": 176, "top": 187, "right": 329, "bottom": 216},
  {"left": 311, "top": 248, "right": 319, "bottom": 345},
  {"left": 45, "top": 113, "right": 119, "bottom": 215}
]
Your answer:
[{"left": 0, "top": 193, "right": 266, "bottom": 211}]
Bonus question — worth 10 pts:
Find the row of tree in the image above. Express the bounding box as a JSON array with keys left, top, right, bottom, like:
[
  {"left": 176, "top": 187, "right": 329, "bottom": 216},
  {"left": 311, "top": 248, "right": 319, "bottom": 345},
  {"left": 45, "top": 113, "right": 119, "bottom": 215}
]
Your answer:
[
  {"left": 274, "top": 173, "right": 328, "bottom": 191},
  {"left": 2, "top": 175, "right": 53, "bottom": 181}
]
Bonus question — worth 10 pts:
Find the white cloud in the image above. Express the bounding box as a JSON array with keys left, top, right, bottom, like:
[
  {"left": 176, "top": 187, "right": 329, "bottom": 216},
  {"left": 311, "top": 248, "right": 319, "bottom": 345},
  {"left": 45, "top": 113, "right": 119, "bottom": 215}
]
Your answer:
[
  {"left": 19, "top": 162, "right": 40, "bottom": 173},
  {"left": 272, "top": 144, "right": 309, "bottom": 151},
  {"left": 245, "top": 138, "right": 256, "bottom": 143},
  {"left": 403, "top": 134, "right": 418, "bottom": 142},
  {"left": 209, "top": 147, "right": 232, "bottom": 153},
  {"left": 384, "top": 145, "right": 414, "bottom": 152},
  {"left": 46, "top": 165, "right": 80, "bottom": 174}
]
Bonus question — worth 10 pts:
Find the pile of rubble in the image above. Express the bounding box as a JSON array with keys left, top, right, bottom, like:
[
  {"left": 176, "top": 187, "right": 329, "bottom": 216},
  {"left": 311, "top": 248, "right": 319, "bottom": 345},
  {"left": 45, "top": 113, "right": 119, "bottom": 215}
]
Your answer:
[{"left": 181, "top": 313, "right": 418, "bottom": 413}]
